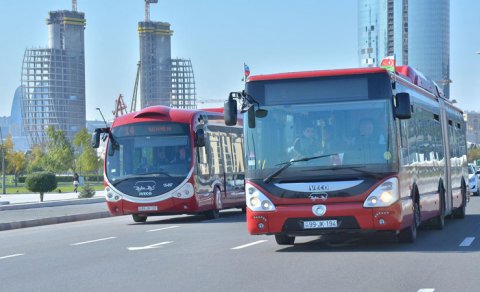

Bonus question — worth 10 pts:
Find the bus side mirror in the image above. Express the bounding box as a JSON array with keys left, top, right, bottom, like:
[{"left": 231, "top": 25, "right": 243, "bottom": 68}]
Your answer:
[
  {"left": 224, "top": 97, "right": 238, "bottom": 126},
  {"left": 394, "top": 92, "right": 412, "bottom": 119},
  {"left": 195, "top": 129, "right": 205, "bottom": 147},
  {"left": 92, "top": 129, "right": 101, "bottom": 148}
]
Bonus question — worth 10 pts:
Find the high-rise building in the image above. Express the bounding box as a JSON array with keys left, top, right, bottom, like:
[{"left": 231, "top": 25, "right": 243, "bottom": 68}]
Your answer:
[
  {"left": 138, "top": 21, "right": 173, "bottom": 108},
  {"left": 21, "top": 9, "right": 86, "bottom": 146},
  {"left": 138, "top": 1, "right": 196, "bottom": 110},
  {"left": 358, "top": 0, "right": 450, "bottom": 97},
  {"left": 408, "top": 0, "right": 450, "bottom": 97}
]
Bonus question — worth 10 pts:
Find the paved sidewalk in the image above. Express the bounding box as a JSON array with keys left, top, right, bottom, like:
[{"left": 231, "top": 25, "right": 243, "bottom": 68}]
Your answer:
[{"left": 0, "top": 191, "right": 111, "bottom": 231}]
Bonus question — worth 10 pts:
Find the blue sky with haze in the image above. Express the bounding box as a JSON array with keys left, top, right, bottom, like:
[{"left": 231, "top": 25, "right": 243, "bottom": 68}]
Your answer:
[{"left": 1, "top": 0, "right": 479, "bottom": 120}]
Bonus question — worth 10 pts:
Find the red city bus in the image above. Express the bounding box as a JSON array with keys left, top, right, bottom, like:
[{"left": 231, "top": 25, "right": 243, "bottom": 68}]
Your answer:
[
  {"left": 92, "top": 106, "right": 245, "bottom": 222},
  {"left": 224, "top": 66, "right": 467, "bottom": 244}
]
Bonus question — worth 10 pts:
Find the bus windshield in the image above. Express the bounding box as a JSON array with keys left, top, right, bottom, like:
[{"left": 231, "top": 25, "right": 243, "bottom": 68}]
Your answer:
[
  {"left": 245, "top": 99, "right": 396, "bottom": 180},
  {"left": 106, "top": 122, "right": 192, "bottom": 185}
]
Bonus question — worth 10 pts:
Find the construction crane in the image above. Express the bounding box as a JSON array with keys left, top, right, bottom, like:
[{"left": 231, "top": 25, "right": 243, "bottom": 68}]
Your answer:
[
  {"left": 145, "top": 0, "right": 158, "bottom": 22},
  {"left": 131, "top": 61, "right": 141, "bottom": 112},
  {"left": 72, "top": 0, "right": 77, "bottom": 12},
  {"left": 113, "top": 94, "right": 128, "bottom": 118}
]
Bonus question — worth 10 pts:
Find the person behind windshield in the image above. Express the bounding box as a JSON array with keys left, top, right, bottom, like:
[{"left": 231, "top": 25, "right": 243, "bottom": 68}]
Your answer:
[
  {"left": 171, "top": 147, "right": 191, "bottom": 163},
  {"left": 356, "top": 118, "right": 385, "bottom": 146},
  {"left": 136, "top": 156, "right": 150, "bottom": 174},
  {"left": 293, "top": 126, "right": 320, "bottom": 157}
]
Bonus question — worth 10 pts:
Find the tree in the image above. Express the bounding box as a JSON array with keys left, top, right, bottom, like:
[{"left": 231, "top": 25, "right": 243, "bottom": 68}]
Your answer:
[
  {"left": 74, "top": 128, "right": 101, "bottom": 179},
  {"left": 42, "top": 126, "right": 74, "bottom": 173},
  {"left": 25, "top": 172, "right": 57, "bottom": 202},
  {"left": 468, "top": 147, "right": 480, "bottom": 163},
  {"left": 26, "top": 144, "right": 45, "bottom": 173},
  {"left": 7, "top": 151, "right": 26, "bottom": 187}
]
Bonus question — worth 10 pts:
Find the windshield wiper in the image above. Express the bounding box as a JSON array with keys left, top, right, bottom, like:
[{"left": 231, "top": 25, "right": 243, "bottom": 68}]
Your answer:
[
  {"left": 111, "top": 175, "right": 137, "bottom": 186},
  {"left": 305, "top": 165, "right": 384, "bottom": 179},
  {"left": 263, "top": 153, "right": 339, "bottom": 184},
  {"left": 112, "top": 171, "right": 180, "bottom": 186},
  {"left": 135, "top": 171, "right": 181, "bottom": 184}
]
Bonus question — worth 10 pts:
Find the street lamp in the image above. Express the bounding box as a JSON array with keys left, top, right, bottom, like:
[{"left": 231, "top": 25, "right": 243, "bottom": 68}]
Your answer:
[{"left": 0, "top": 127, "right": 6, "bottom": 194}]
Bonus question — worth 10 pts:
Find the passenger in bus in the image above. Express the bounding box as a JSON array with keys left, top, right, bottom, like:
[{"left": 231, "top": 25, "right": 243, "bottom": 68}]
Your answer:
[
  {"left": 351, "top": 118, "right": 386, "bottom": 163},
  {"left": 293, "top": 126, "right": 320, "bottom": 157},
  {"left": 157, "top": 148, "right": 170, "bottom": 164},
  {"left": 171, "top": 147, "right": 191, "bottom": 164},
  {"left": 356, "top": 118, "right": 385, "bottom": 145},
  {"left": 136, "top": 156, "right": 150, "bottom": 174}
]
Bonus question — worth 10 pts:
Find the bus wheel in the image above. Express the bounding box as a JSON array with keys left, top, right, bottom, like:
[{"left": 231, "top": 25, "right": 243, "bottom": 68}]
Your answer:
[
  {"left": 398, "top": 201, "right": 419, "bottom": 243},
  {"left": 431, "top": 187, "right": 445, "bottom": 229},
  {"left": 453, "top": 185, "right": 467, "bottom": 219},
  {"left": 204, "top": 188, "right": 221, "bottom": 220},
  {"left": 132, "top": 214, "right": 147, "bottom": 223},
  {"left": 275, "top": 234, "right": 295, "bottom": 245}
]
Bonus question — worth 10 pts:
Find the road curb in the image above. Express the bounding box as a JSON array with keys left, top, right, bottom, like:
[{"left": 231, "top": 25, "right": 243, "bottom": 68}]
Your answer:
[
  {"left": 0, "top": 197, "right": 105, "bottom": 211},
  {"left": 0, "top": 211, "right": 111, "bottom": 231}
]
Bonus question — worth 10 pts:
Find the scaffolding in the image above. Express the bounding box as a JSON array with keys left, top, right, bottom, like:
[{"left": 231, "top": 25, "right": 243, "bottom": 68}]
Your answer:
[
  {"left": 170, "top": 58, "right": 196, "bottom": 109},
  {"left": 21, "top": 10, "right": 86, "bottom": 146}
]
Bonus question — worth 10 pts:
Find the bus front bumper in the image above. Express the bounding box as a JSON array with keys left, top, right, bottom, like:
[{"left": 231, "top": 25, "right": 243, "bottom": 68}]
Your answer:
[{"left": 247, "top": 201, "right": 408, "bottom": 236}]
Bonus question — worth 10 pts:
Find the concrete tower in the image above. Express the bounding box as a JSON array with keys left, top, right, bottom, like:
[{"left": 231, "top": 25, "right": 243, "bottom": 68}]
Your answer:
[
  {"left": 138, "top": 21, "right": 173, "bottom": 108},
  {"left": 21, "top": 8, "right": 86, "bottom": 146}
]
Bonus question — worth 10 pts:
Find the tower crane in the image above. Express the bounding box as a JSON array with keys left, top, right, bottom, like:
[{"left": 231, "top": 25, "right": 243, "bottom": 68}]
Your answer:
[{"left": 145, "top": 0, "right": 158, "bottom": 22}]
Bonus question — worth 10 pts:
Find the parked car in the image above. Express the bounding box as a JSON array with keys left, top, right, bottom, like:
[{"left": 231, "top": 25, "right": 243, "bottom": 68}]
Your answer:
[{"left": 468, "top": 163, "right": 479, "bottom": 196}]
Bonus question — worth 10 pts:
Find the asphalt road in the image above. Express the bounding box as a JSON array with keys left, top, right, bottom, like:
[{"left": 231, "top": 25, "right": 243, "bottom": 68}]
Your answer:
[{"left": 1, "top": 198, "right": 480, "bottom": 292}]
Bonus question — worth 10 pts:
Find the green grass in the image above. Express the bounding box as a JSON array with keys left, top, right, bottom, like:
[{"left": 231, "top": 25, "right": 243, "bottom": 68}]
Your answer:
[{"left": 1, "top": 182, "right": 104, "bottom": 195}]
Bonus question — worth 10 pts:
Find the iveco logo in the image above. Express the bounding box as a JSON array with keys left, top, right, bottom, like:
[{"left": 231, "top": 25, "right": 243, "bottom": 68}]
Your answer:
[
  {"left": 312, "top": 204, "right": 327, "bottom": 216},
  {"left": 309, "top": 184, "right": 330, "bottom": 191},
  {"left": 309, "top": 193, "right": 328, "bottom": 201}
]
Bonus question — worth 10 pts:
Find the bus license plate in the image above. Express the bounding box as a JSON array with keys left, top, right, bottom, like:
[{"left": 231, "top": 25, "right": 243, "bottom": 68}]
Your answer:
[
  {"left": 303, "top": 220, "right": 338, "bottom": 229},
  {"left": 138, "top": 206, "right": 158, "bottom": 211}
]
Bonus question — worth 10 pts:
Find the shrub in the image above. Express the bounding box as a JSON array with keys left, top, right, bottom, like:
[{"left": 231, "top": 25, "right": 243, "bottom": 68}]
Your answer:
[
  {"left": 78, "top": 183, "right": 96, "bottom": 198},
  {"left": 26, "top": 172, "right": 57, "bottom": 202}
]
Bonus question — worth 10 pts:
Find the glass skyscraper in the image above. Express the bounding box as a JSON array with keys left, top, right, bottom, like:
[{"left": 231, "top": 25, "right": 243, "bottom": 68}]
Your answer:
[{"left": 358, "top": 0, "right": 450, "bottom": 98}]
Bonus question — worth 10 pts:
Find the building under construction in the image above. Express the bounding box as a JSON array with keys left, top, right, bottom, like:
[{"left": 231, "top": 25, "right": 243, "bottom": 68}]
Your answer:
[
  {"left": 21, "top": 7, "right": 86, "bottom": 146},
  {"left": 138, "top": 1, "right": 196, "bottom": 110}
]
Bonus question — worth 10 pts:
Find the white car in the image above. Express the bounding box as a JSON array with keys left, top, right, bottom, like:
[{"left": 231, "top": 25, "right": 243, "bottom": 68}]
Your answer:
[{"left": 468, "top": 164, "right": 479, "bottom": 196}]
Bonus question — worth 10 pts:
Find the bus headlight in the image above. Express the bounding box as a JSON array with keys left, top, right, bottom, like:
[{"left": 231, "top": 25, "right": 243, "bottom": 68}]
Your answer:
[
  {"left": 175, "top": 183, "right": 194, "bottom": 199},
  {"left": 246, "top": 183, "right": 276, "bottom": 212},
  {"left": 105, "top": 186, "right": 123, "bottom": 202},
  {"left": 363, "top": 177, "right": 399, "bottom": 208}
]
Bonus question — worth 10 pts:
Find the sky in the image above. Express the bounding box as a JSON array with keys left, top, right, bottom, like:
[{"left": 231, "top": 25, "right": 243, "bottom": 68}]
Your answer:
[{"left": 1, "top": 0, "right": 480, "bottom": 121}]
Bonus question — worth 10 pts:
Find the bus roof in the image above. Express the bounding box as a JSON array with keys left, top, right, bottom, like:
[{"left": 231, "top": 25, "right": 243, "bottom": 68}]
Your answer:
[
  {"left": 247, "top": 67, "right": 388, "bottom": 82},
  {"left": 112, "top": 106, "right": 223, "bottom": 127},
  {"left": 247, "top": 66, "right": 449, "bottom": 102}
]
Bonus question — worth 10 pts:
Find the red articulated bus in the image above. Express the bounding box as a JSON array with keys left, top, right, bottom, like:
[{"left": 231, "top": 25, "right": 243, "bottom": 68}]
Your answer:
[
  {"left": 92, "top": 106, "right": 245, "bottom": 222},
  {"left": 224, "top": 66, "right": 467, "bottom": 245}
]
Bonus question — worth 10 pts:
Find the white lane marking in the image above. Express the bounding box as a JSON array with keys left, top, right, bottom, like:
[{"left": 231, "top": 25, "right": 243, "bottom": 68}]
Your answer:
[
  {"left": 71, "top": 237, "right": 117, "bottom": 246},
  {"left": 146, "top": 225, "right": 180, "bottom": 232},
  {"left": 459, "top": 237, "right": 475, "bottom": 247},
  {"left": 128, "top": 241, "right": 173, "bottom": 251},
  {"left": 231, "top": 240, "right": 268, "bottom": 250},
  {"left": 0, "top": 254, "right": 25, "bottom": 260},
  {"left": 418, "top": 289, "right": 435, "bottom": 292}
]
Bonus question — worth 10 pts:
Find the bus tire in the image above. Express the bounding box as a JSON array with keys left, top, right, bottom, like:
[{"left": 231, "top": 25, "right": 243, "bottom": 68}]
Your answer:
[
  {"left": 275, "top": 234, "right": 295, "bottom": 245},
  {"left": 204, "top": 187, "right": 221, "bottom": 220},
  {"left": 132, "top": 214, "right": 147, "bottom": 223},
  {"left": 398, "top": 199, "right": 419, "bottom": 243},
  {"left": 453, "top": 182, "right": 467, "bottom": 219},
  {"left": 431, "top": 185, "right": 445, "bottom": 230}
]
